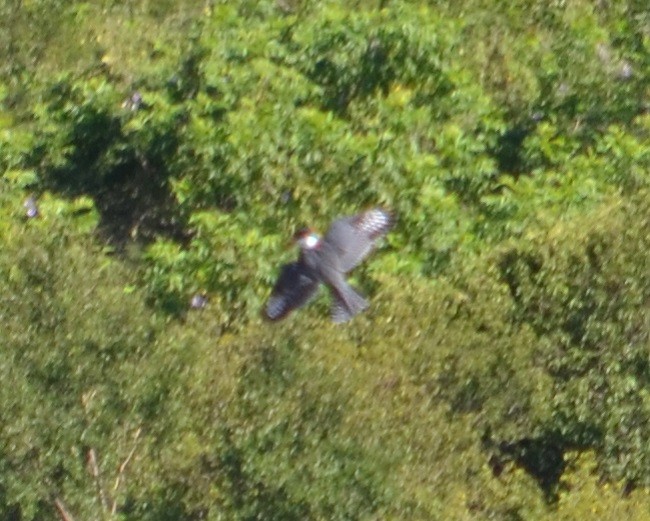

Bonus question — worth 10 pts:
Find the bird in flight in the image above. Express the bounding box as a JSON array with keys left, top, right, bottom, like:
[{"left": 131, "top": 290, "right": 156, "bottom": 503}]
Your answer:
[{"left": 264, "top": 208, "right": 394, "bottom": 323}]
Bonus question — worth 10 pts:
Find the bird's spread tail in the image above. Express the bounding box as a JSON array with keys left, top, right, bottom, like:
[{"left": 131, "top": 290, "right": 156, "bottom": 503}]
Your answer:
[{"left": 331, "top": 284, "right": 369, "bottom": 323}]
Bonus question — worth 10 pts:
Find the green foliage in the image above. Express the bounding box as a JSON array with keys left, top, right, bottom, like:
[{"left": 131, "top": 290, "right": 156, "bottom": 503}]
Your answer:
[
  {"left": 494, "top": 194, "right": 650, "bottom": 485},
  {"left": 0, "top": 0, "right": 649, "bottom": 519},
  {"left": 0, "top": 189, "right": 150, "bottom": 520}
]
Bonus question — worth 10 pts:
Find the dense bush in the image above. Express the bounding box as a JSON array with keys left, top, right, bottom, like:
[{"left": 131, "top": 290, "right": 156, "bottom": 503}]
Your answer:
[
  {"left": 1, "top": 0, "right": 649, "bottom": 519},
  {"left": 494, "top": 194, "right": 650, "bottom": 486}
]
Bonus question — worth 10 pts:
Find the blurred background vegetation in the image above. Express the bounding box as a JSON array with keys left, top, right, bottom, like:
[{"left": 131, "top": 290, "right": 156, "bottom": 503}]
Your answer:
[{"left": 1, "top": 0, "right": 649, "bottom": 519}]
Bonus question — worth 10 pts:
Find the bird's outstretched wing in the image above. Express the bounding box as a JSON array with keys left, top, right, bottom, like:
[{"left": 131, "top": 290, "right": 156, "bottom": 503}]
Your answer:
[
  {"left": 323, "top": 208, "right": 394, "bottom": 273},
  {"left": 264, "top": 261, "right": 320, "bottom": 321}
]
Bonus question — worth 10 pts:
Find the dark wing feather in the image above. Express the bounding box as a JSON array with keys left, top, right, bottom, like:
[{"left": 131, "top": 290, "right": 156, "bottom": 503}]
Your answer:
[
  {"left": 264, "top": 261, "right": 320, "bottom": 321},
  {"left": 323, "top": 208, "right": 393, "bottom": 273}
]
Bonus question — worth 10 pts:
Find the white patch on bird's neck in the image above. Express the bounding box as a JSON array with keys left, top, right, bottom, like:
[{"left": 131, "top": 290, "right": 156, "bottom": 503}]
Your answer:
[{"left": 298, "top": 232, "right": 321, "bottom": 249}]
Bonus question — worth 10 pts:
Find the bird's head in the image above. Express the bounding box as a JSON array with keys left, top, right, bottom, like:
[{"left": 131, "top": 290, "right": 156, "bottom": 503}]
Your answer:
[{"left": 293, "top": 227, "right": 321, "bottom": 250}]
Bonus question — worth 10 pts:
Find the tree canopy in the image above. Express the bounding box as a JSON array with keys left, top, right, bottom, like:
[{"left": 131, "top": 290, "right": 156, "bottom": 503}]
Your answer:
[{"left": 1, "top": 1, "right": 649, "bottom": 519}]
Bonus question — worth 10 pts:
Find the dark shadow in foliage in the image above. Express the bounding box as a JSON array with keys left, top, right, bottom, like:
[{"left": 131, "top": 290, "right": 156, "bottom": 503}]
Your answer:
[
  {"left": 484, "top": 431, "right": 568, "bottom": 502},
  {"left": 92, "top": 157, "right": 192, "bottom": 248},
  {"left": 43, "top": 84, "right": 192, "bottom": 250},
  {"left": 51, "top": 159, "right": 191, "bottom": 250},
  {"left": 483, "top": 420, "right": 603, "bottom": 502},
  {"left": 490, "top": 113, "right": 542, "bottom": 176}
]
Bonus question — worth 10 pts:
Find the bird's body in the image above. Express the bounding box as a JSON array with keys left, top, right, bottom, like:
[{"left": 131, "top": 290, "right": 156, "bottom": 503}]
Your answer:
[{"left": 264, "top": 208, "right": 393, "bottom": 323}]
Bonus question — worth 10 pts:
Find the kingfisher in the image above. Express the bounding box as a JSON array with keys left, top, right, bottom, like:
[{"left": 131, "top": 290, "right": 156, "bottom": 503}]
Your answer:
[{"left": 264, "top": 208, "right": 394, "bottom": 323}]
